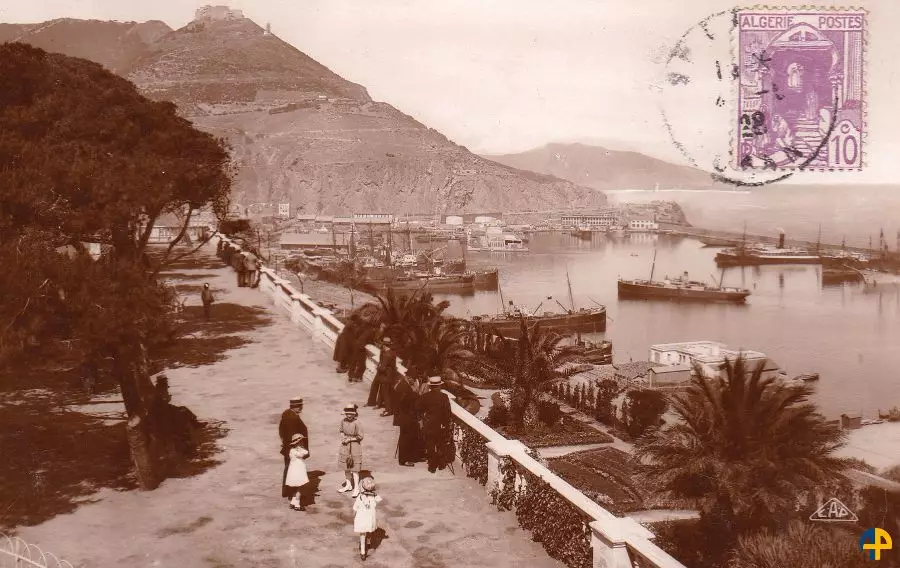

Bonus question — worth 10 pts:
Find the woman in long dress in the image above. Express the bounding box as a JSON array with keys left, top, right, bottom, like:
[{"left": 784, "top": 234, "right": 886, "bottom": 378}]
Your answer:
[
  {"left": 393, "top": 376, "right": 423, "bottom": 466},
  {"left": 338, "top": 405, "right": 363, "bottom": 496}
]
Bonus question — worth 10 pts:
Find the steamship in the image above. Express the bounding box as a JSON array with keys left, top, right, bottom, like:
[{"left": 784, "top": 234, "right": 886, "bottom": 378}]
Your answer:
[{"left": 715, "top": 232, "right": 821, "bottom": 267}]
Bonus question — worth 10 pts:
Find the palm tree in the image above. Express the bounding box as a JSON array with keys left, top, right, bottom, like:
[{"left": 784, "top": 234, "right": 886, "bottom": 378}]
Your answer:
[
  {"left": 635, "top": 355, "right": 848, "bottom": 535},
  {"left": 478, "top": 318, "right": 583, "bottom": 430},
  {"left": 403, "top": 316, "right": 475, "bottom": 381}
]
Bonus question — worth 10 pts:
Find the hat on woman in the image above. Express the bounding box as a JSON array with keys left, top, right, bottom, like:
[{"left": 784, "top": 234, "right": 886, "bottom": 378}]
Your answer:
[
  {"left": 289, "top": 433, "right": 306, "bottom": 446},
  {"left": 427, "top": 376, "right": 444, "bottom": 387},
  {"left": 343, "top": 404, "right": 358, "bottom": 415},
  {"left": 360, "top": 476, "right": 376, "bottom": 492}
]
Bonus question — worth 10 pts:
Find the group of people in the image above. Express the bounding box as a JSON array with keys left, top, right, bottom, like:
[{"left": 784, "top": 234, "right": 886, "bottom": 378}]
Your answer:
[
  {"left": 277, "top": 398, "right": 384, "bottom": 560},
  {"left": 333, "top": 320, "right": 455, "bottom": 473},
  {"left": 216, "top": 240, "right": 259, "bottom": 288}
]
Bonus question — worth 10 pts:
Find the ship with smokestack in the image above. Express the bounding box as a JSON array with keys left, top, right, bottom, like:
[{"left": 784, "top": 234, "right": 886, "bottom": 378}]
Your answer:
[
  {"left": 619, "top": 250, "right": 751, "bottom": 302},
  {"left": 715, "top": 229, "right": 822, "bottom": 267}
]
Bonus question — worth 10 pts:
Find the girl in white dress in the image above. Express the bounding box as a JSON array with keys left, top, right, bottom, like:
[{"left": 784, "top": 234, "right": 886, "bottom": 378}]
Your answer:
[
  {"left": 285, "top": 433, "right": 310, "bottom": 511},
  {"left": 353, "top": 476, "right": 383, "bottom": 560}
]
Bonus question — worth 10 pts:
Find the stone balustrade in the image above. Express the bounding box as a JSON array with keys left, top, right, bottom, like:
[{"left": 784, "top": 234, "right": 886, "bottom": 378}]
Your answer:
[{"left": 214, "top": 234, "right": 687, "bottom": 568}]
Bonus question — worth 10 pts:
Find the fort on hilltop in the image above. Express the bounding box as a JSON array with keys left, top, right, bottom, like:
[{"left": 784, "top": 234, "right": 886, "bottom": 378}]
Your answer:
[{"left": 195, "top": 5, "right": 244, "bottom": 21}]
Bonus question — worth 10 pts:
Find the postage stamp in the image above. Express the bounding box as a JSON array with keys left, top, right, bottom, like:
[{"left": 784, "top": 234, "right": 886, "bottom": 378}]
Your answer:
[{"left": 735, "top": 8, "right": 866, "bottom": 171}]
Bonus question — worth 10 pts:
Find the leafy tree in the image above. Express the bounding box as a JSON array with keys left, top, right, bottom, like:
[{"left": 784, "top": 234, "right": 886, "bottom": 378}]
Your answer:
[
  {"left": 478, "top": 319, "right": 582, "bottom": 430},
  {"left": 595, "top": 378, "right": 622, "bottom": 424},
  {"left": 620, "top": 388, "right": 667, "bottom": 438},
  {"left": 635, "top": 356, "right": 848, "bottom": 539},
  {"left": 0, "top": 44, "right": 232, "bottom": 489}
]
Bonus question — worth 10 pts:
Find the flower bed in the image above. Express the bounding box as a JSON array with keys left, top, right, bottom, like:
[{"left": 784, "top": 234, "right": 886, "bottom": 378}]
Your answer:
[
  {"left": 546, "top": 447, "right": 646, "bottom": 515},
  {"left": 509, "top": 414, "right": 614, "bottom": 448}
]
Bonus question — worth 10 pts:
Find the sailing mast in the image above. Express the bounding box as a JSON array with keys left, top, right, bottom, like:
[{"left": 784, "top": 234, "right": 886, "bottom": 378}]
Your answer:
[
  {"left": 387, "top": 219, "right": 394, "bottom": 267},
  {"left": 649, "top": 249, "right": 658, "bottom": 281},
  {"left": 566, "top": 267, "right": 576, "bottom": 310},
  {"left": 406, "top": 215, "right": 412, "bottom": 251},
  {"left": 816, "top": 223, "right": 821, "bottom": 255},
  {"left": 498, "top": 280, "right": 507, "bottom": 314}
]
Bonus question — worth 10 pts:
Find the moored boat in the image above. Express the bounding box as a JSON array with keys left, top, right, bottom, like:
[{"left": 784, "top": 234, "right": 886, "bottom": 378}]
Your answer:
[
  {"left": 619, "top": 251, "right": 750, "bottom": 303},
  {"left": 375, "top": 273, "right": 475, "bottom": 295},
  {"left": 471, "top": 306, "right": 607, "bottom": 338},
  {"left": 470, "top": 268, "right": 499, "bottom": 290},
  {"left": 571, "top": 337, "right": 613, "bottom": 364},
  {"left": 715, "top": 232, "right": 821, "bottom": 266},
  {"left": 618, "top": 277, "right": 751, "bottom": 302},
  {"left": 571, "top": 226, "right": 592, "bottom": 239}
]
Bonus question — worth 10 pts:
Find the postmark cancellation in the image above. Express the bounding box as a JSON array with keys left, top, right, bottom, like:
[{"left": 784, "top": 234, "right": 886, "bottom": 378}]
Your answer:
[{"left": 736, "top": 7, "right": 866, "bottom": 171}]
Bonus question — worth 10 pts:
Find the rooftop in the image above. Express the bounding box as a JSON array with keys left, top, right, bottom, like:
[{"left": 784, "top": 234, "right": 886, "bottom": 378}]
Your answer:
[{"left": 650, "top": 341, "right": 768, "bottom": 363}]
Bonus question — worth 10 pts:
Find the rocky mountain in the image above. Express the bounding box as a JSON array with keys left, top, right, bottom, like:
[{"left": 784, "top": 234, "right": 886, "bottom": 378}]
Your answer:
[
  {"left": 4, "top": 12, "right": 605, "bottom": 214},
  {"left": 0, "top": 19, "right": 171, "bottom": 74},
  {"left": 486, "top": 143, "right": 722, "bottom": 191}
]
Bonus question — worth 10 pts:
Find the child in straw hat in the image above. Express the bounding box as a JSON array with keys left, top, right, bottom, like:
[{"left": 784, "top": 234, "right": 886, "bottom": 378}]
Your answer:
[
  {"left": 285, "top": 433, "right": 310, "bottom": 511},
  {"left": 352, "top": 476, "right": 383, "bottom": 560}
]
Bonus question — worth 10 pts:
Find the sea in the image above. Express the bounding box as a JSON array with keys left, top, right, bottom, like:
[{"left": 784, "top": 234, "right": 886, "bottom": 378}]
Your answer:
[{"left": 427, "top": 185, "right": 900, "bottom": 421}]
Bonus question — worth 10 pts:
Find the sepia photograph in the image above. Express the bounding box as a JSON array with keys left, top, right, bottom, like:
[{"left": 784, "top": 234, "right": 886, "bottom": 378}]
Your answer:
[{"left": 0, "top": 0, "right": 898, "bottom": 566}]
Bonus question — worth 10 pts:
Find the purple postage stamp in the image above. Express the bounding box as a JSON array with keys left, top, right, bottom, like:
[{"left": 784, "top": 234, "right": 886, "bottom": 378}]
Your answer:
[{"left": 736, "top": 8, "right": 866, "bottom": 171}]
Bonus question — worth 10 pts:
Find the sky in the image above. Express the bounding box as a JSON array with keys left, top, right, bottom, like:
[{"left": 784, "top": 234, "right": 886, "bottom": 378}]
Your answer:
[{"left": 1, "top": 0, "right": 899, "bottom": 184}]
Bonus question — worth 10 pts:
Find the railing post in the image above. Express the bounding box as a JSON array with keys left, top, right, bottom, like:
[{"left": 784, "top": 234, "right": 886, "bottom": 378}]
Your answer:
[
  {"left": 589, "top": 520, "right": 633, "bottom": 568},
  {"left": 289, "top": 294, "right": 303, "bottom": 324},
  {"left": 485, "top": 439, "right": 526, "bottom": 498}
]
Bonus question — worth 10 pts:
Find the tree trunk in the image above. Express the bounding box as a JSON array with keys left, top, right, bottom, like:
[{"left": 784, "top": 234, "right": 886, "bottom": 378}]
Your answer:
[{"left": 116, "top": 341, "right": 162, "bottom": 490}]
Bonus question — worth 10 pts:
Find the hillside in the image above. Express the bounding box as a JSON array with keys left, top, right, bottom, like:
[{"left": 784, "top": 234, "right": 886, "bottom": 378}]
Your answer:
[
  {"left": 5, "top": 13, "right": 606, "bottom": 214},
  {"left": 486, "top": 143, "right": 721, "bottom": 191},
  {"left": 0, "top": 19, "right": 171, "bottom": 74}
]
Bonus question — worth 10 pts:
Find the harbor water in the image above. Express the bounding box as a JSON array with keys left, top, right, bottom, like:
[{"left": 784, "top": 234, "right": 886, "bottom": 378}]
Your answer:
[{"left": 431, "top": 230, "right": 900, "bottom": 421}]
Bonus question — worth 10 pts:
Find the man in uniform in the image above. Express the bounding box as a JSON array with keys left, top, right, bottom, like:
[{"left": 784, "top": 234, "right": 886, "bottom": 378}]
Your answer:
[
  {"left": 278, "top": 398, "right": 308, "bottom": 499},
  {"left": 417, "top": 376, "right": 453, "bottom": 473}
]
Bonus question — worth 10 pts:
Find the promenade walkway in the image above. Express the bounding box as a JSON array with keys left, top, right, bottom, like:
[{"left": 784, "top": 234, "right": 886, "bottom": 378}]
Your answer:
[{"left": 16, "top": 247, "right": 562, "bottom": 568}]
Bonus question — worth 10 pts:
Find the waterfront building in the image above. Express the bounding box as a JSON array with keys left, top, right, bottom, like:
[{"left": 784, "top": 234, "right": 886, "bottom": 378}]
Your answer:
[
  {"left": 647, "top": 364, "right": 693, "bottom": 388},
  {"left": 278, "top": 203, "right": 291, "bottom": 218},
  {"left": 649, "top": 341, "right": 782, "bottom": 381},
  {"left": 352, "top": 213, "right": 394, "bottom": 225},
  {"left": 279, "top": 232, "right": 349, "bottom": 252},
  {"left": 560, "top": 209, "right": 621, "bottom": 229},
  {"left": 629, "top": 218, "right": 659, "bottom": 232}
]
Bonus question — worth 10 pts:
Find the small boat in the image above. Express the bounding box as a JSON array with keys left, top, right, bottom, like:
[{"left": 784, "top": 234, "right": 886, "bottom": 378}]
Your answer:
[
  {"left": 699, "top": 236, "right": 739, "bottom": 247},
  {"left": 467, "top": 234, "right": 529, "bottom": 253},
  {"left": 571, "top": 226, "right": 592, "bottom": 240},
  {"left": 794, "top": 373, "right": 819, "bottom": 382},
  {"left": 571, "top": 337, "right": 613, "bottom": 365},
  {"left": 821, "top": 265, "right": 864, "bottom": 285}
]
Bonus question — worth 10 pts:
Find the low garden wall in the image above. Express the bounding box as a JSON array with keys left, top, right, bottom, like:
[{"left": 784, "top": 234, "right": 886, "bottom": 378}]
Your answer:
[{"left": 215, "top": 234, "right": 686, "bottom": 568}]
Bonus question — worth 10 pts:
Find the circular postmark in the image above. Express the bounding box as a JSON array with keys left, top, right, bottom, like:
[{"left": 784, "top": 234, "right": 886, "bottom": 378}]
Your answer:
[{"left": 657, "top": 9, "right": 840, "bottom": 187}]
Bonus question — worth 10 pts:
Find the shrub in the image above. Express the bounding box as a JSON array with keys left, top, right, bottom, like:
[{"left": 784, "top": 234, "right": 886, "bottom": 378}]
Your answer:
[
  {"left": 536, "top": 398, "right": 562, "bottom": 427},
  {"left": 620, "top": 389, "right": 667, "bottom": 438},
  {"left": 485, "top": 400, "right": 510, "bottom": 427}
]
